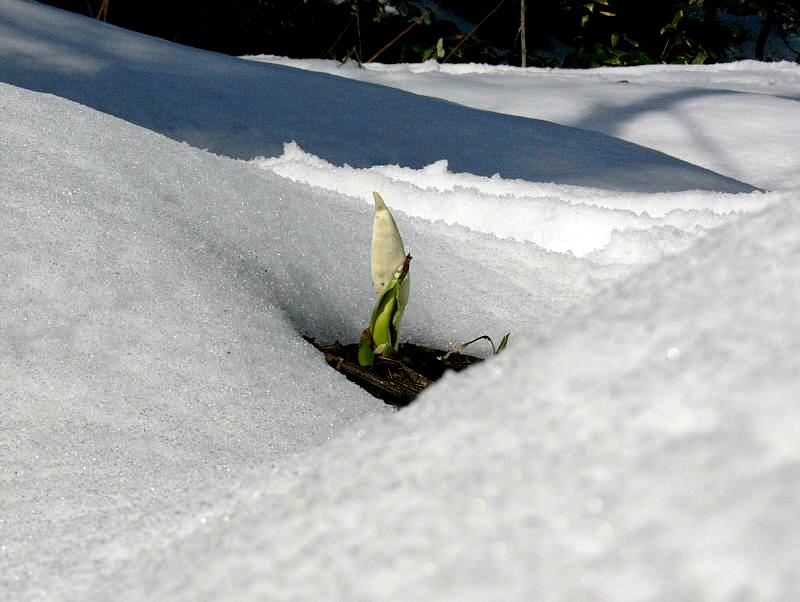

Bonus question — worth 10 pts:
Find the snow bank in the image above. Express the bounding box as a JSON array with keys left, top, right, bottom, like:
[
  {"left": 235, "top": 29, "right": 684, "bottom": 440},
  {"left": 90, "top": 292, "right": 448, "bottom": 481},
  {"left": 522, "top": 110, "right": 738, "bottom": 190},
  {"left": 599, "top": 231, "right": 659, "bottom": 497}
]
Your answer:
[
  {"left": 0, "top": 80, "right": 381, "bottom": 597},
  {"left": 255, "top": 142, "right": 771, "bottom": 259},
  {"left": 0, "top": 0, "right": 755, "bottom": 194},
  {"left": 255, "top": 57, "right": 800, "bottom": 191},
  {"left": 0, "top": 78, "right": 614, "bottom": 599},
  {"left": 86, "top": 190, "right": 800, "bottom": 602},
  {"left": 2, "top": 1, "right": 798, "bottom": 600},
  {"left": 3, "top": 76, "right": 797, "bottom": 600}
]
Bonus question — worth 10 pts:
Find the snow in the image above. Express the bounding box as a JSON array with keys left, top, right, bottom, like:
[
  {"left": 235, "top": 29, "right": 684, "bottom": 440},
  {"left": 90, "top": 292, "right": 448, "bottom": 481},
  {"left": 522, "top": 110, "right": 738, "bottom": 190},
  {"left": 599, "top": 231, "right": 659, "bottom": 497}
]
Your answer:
[
  {"left": 254, "top": 56, "right": 800, "bottom": 192},
  {"left": 1, "top": 0, "right": 799, "bottom": 600},
  {"left": 90, "top": 198, "right": 800, "bottom": 602},
  {"left": 0, "top": 0, "right": 755, "bottom": 194},
  {"left": 254, "top": 143, "right": 772, "bottom": 258}
]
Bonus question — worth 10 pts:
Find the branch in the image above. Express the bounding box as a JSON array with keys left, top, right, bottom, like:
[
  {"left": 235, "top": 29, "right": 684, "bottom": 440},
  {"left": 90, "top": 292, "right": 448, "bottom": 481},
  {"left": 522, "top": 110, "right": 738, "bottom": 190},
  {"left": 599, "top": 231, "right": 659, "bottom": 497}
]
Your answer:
[
  {"left": 366, "top": 1, "right": 442, "bottom": 64},
  {"left": 444, "top": 0, "right": 506, "bottom": 63}
]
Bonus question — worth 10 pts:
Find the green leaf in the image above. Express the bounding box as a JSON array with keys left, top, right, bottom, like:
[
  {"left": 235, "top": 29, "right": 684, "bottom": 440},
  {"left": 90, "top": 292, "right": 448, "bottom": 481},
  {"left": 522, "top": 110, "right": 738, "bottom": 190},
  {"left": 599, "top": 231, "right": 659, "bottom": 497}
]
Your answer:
[
  {"left": 366, "top": 254, "right": 411, "bottom": 360},
  {"left": 358, "top": 329, "right": 376, "bottom": 367},
  {"left": 611, "top": 32, "right": 620, "bottom": 47},
  {"left": 371, "top": 294, "right": 397, "bottom": 355},
  {"left": 662, "top": 9, "right": 683, "bottom": 34},
  {"left": 495, "top": 333, "right": 511, "bottom": 354},
  {"left": 444, "top": 332, "right": 511, "bottom": 358}
]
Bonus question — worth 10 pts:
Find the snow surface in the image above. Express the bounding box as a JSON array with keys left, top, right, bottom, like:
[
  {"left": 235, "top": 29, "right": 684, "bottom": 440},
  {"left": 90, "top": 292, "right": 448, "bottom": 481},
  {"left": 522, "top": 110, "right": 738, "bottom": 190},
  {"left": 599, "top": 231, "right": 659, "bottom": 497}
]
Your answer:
[
  {"left": 254, "top": 56, "right": 800, "bottom": 192},
  {"left": 0, "top": 0, "right": 756, "bottom": 194},
  {"left": 2, "top": 1, "right": 800, "bottom": 600}
]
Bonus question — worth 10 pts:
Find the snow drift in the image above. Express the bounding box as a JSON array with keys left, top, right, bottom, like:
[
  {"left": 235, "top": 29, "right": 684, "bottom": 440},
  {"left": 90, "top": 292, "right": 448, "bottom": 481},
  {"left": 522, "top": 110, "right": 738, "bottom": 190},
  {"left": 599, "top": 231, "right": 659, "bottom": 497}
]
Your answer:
[
  {"left": 1, "top": 1, "right": 799, "bottom": 601},
  {"left": 0, "top": 0, "right": 755, "bottom": 194}
]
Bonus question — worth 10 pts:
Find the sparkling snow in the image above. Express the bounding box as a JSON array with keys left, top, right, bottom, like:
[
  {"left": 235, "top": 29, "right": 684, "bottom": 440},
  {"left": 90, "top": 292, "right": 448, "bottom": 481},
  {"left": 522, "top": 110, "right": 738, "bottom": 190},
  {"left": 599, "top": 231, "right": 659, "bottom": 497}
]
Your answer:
[{"left": 1, "top": 1, "right": 799, "bottom": 600}]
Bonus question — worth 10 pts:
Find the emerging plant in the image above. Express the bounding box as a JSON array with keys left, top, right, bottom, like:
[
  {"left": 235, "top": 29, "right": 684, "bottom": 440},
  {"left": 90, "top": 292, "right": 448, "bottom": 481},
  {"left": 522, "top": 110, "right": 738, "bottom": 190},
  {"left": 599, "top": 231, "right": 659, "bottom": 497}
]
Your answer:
[
  {"left": 356, "top": 191, "right": 509, "bottom": 370},
  {"left": 443, "top": 333, "right": 511, "bottom": 359},
  {"left": 358, "top": 192, "right": 411, "bottom": 367}
]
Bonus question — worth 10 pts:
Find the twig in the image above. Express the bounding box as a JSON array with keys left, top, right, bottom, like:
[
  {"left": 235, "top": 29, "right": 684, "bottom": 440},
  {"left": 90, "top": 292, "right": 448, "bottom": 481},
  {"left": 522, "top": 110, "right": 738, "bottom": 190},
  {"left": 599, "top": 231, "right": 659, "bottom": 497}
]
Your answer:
[
  {"left": 319, "top": 348, "right": 426, "bottom": 405},
  {"left": 444, "top": 0, "right": 506, "bottom": 63},
  {"left": 355, "top": 9, "right": 363, "bottom": 66},
  {"left": 377, "top": 355, "right": 434, "bottom": 389},
  {"left": 366, "top": 1, "right": 442, "bottom": 64},
  {"left": 96, "top": 0, "right": 108, "bottom": 21},
  {"left": 326, "top": 14, "right": 355, "bottom": 60},
  {"left": 444, "top": 333, "right": 509, "bottom": 358},
  {"left": 444, "top": 335, "right": 493, "bottom": 359},
  {"left": 520, "top": 0, "right": 527, "bottom": 67}
]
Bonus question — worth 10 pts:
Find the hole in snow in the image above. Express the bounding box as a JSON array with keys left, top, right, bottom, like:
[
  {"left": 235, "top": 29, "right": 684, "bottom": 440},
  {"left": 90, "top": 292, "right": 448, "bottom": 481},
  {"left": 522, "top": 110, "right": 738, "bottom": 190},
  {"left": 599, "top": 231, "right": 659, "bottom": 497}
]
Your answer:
[{"left": 305, "top": 338, "right": 482, "bottom": 408}]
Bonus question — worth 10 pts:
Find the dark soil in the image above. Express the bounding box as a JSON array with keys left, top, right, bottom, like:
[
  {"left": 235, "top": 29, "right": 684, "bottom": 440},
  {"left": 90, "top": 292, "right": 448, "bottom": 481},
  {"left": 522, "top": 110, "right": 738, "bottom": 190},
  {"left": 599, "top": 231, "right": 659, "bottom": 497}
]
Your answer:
[{"left": 306, "top": 338, "right": 483, "bottom": 408}]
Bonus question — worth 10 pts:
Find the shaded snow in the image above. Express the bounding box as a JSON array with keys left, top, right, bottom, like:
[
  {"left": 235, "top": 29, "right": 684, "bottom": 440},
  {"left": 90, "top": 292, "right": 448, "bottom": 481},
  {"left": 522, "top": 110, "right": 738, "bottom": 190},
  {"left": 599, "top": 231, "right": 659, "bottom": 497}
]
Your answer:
[
  {"left": 0, "top": 0, "right": 755, "bottom": 194},
  {"left": 255, "top": 57, "right": 800, "bottom": 191}
]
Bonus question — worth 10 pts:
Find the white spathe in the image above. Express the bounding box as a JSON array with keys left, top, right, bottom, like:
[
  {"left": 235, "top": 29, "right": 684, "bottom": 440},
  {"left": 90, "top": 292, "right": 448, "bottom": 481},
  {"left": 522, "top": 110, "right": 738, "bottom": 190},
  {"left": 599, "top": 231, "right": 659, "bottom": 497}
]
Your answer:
[{"left": 370, "top": 191, "right": 411, "bottom": 317}]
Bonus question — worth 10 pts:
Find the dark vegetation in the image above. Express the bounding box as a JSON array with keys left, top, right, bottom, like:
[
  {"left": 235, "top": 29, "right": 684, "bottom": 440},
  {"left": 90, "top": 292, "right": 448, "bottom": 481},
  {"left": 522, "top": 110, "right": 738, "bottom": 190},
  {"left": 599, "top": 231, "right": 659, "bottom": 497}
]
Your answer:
[
  {"left": 39, "top": 0, "right": 800, "bottom": 66},
  {"left": 307, "top": 338, "right": 483, "bottom": 407}
]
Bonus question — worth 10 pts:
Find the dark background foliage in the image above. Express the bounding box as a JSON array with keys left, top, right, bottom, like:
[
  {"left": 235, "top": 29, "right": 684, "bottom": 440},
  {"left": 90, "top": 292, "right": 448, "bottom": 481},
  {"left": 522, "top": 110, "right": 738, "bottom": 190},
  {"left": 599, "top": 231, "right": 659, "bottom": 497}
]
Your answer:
[{"left": 37, "top": 0, "right": 800, "bottom": 66}]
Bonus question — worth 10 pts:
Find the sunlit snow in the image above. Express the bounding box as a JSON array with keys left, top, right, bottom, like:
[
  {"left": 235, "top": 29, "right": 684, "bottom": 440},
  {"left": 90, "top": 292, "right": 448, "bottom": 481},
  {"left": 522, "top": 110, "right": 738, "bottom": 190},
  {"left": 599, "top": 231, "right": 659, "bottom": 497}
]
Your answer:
[{"left": 1, "top": 1, "right": 799, "bottom": 600}]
